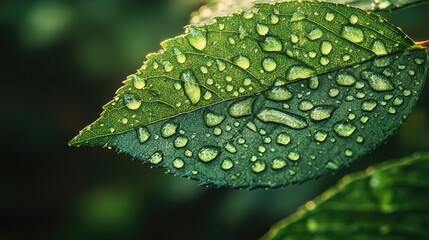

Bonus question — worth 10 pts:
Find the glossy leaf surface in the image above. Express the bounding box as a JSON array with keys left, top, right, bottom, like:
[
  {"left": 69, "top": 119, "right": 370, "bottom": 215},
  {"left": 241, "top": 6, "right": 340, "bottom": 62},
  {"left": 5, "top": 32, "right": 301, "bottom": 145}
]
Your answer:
[
  {"left": 70, "top": 1, "right": 428, "bottom": 188},
  {"left": 263, "top": 153, "right": 429, "bottom": 239}
]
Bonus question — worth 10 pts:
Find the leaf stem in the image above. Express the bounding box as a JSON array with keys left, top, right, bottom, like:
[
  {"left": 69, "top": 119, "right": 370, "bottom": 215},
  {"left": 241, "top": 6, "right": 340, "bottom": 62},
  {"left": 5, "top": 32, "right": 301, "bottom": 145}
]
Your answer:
[{"left": 413, "top": 40, "right": 429, "bottom": 50}]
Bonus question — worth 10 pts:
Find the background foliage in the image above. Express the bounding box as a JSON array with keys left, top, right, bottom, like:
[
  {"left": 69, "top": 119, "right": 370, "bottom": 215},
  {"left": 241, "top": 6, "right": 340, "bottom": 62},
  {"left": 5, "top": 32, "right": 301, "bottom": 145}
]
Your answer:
[{"left": 1, "top": 0, "right": 428, "bottom": 239}]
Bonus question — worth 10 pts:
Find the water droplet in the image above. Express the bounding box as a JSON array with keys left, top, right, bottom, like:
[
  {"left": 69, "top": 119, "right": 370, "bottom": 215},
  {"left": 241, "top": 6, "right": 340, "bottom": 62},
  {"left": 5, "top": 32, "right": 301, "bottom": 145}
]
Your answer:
[
  {"left": 336, "top": 73, "right": 356, "bottom": 86},
  {"left": 269, "top": 14, "right": 279, "bottom": 24},
  {"left": 198, "top": 147, "right": 219, "bottom": 163},
  {"left": 342, "top": 54, "right": 351, "bottom": 62},
  {"left": 372, "top": 40, "right": 387, "bottom": 55},
  {"left": 133, "top": 75, "right": 146, "bottom": 89},
  {"left": 290, "top": 34, "right": 299, "bottom": 43},
  {"left": 298, "top": 100, "right": 314, "bottom": 111},
  {"left": 161, "top": 122, "right": 178, "bottom": 138},
  {"left": 328, "top": 88, "right": 340, "bottom": 98},
  {"left": 341, "top": 26, "right": 364, "bottom": 43},
  {"left": 257, "top": 108, "right": 308, "bottom": 129},
  {"left": 272, "top": 159, "right": 287, "bottom": 170},
  {"left": 349, "top": 15, "right": 358, "bottom": 24},
  {"left": 415, "top": 58, "right": 425, "bottom": 65},
  {"left": 225, "top": 143, "right": 237, "bottom": 154},
  {"left": 325, "top": 12, "right": 335, "bottom": 22},
  {"left": 218, "top": 23, "right": 225, "bottom": 31},
  {"left": 213, "top": 127, "right": 222, "bottom": 136},
  {"left": 320, "top": 41, "right": 332, "bottom": 55},
  {"left": 188, "top": 28, "right": 207, "bottom": 50},
  {"left": 260, "top": 36, "right": 283, "bottom": 52},
  {"left": 408, "top": 70, "right": 415, "bottom": 76},
  {"left": 258, "top": 145, "right": 266, "bottom": 153},
  {"left": 123, "top": 94, "right": 142, "bottom": 110},
  {"left": 361, "top": 71, "right": 394, "bottom": 91},
  {"left": 276, "top": 133, "right": 291, "bottom": 145},
  {"left": 221, "top": 159, "right": 234, "bottom": 170},
  {"left": 309, "top": 76, "right": 319, "bottom": 90},
  {"left": 251, "top": 160, "right": 266, "bottom": 173},
  {"left": 174, "top": 136, "right": 189, "bottom": 148},
  {"left": 266, "top": 86, "right": 293, "bottom": 101},
  {"left": 319, "top": 57, "right": 330, "bottom": 66},
  {"left": 334, "top": 123, "right": 356, "bottom": 137},
  {"left": 290, "top": 12, "right": 305, "bottom": 22},
  {"left": 137, "top": 127, "right": 150, "bottom": 144},
  {"left": 307, "top": 28, "right": 323, "bottom": 40},
  {"left": 286, "top": 151, "right": 300, "bottom": 162},
  {"left": 309, "top": 51, "right": 317, "bottom": 58},
  {"left": 310, "top": 106, "right": 335, "bottom": 121},
  {"left": 256, "top": 23, "right": 269, "bottom": 36},
  {"left": 204, "top": 111, "right": 225, "bottom": 127},
  {"left": 181, "top": 70, "right": 201, "bottom": 104},
  {"left": 262, "top": 58, "right": 277, "bottom": 72},
  {"left": 174, "top": 48, "right": 186, "bottom": 63},
  {"left": 356, "top": 136, "right": 364, "bottom": 143},
  {"left": 345, "top": 149, "right": 353, "bottom": 157},
  {"left": 229, "top": 97, "right": 256, "bottom": 117},
  {"left": 203, "top": 91, "right": 212, "bottom": 100},
  {"left": 314, "top": 131, "right": 328, "bottom": 142},
  {"left": 149, "top": 152, "right": 163, "bottom": 165},
  {"left": 286, "top": 66, "right": 315, "bottom": 81},
  {"left": 243, "top": 11, "right": 254, "bottom": 19},
  {"left": 184, "top": 149, "right": 193, "bottom": 158},
  {"left": 360, "top": 116, "right": 369, "bottom": 124},
  {"left": 403, "top": 90, "right": 411, "bottom": 97},
  {"left": 325, "top": 161, "right": 339, "bottom": 170},
  {"left": 234, "top": 55, "right": 250, "bottom": 70},
  {"left": 162, "top": 61, "right": 174, "bottom": 72},
  {"left": 172, "top": 158, "right": 185, "bottom": 169},
  {"left": 216, "top": 59, "right": 226, "bottom": 71},
  {"left": 393, "top": 97, "right": 403, "bottom": 106}
]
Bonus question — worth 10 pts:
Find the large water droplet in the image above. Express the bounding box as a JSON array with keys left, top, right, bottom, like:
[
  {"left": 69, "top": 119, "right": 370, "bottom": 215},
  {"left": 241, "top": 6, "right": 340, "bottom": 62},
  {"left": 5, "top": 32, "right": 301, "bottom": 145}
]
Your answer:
[
  {"left": 188, "top": 28, "right": 207, "bottom": 50},
  {"left": 204, "top": 110, "right": 225, "bottom": 127},
  {"left": 174, "top": 136, "right": 189, "bottom": 148},
  {"left": 234, "top": 55, "right": 250, "bottom": 70},
  {"left": 372, "top": 40, "right": 387, "bottom": 55},
  {"left": 310, "top": 106, "right": 335, "bottom": 121},
  {"left": 307, "top": 28, "right": 323, "bottom": 40},
  {"left": 251, "top": 160, "right": 266, "bottom": 173},
  {"left": 198, "top": 147, "right": 219, "bottom": 163},
  {"left": 320, "top": 41, "right": 332, "bottom": 55},
  {"left": 260, "top": 36, "right": 283, "bottom": 52},
  {"left": 334, "top": 123, "right": 356, "bottom": 137},
  {"left": 181, "top": 70, "right": 201, "bottom": 104},
  {"left": 149, "top": 151, "right": 163, "bottom": 165},
  {"left": 265, "top": 86, "right": 293, "bottom": 101},
  {"left": 123, "top": 94, "right": 142, "bottom": 110},
  {"left": 286, "top": 66, "right": 315, "bottom": 81},
  {"left": 257, "top": 108, "right": 308, "bottom": 129},
  {"left": 161, "top": 122, "right": 179, "bottom": 138},
  {"left": 137, "top": 127, "right": 150, "bottom": 144},
  {"left": 336, "top": 73, "right": 356, "bottom": 86},
  {"left": 341, "top": 26, "right": 364, "bottom": 43},
  {"left": 229, "top": 97, "right": 256, "bottom": 117},
  {"left": 361, "top": 71, "right": 394, "bottom": 91},
  {"left": 133, "top": 75, "right": 146, "bottom": 89},
  {"left": 256, "top": 23, "right": 269, "bottom": 36},
  {"left": 262, "top": 58, "right": 277, "bottom": 72}
]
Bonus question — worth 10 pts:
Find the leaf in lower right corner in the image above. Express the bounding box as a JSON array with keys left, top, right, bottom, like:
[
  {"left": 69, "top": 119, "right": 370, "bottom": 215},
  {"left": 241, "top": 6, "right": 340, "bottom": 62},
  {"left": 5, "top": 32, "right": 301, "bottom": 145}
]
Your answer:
[{"left": 262, "top": 153, "right": 429, "bottom": 240}]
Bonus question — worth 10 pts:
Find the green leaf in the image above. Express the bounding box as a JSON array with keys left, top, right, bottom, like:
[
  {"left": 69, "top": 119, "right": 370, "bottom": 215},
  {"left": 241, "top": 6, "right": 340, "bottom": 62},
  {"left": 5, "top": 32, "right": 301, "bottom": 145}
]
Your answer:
[
  {"left": 70, "top": 1, "right": 428, "bottom": 188},
  {"left": 190, "top": 0, "right": 429, "bottom": 25},
  {"left": 262, "top": 153, "right": 429, "bottom": 240}
]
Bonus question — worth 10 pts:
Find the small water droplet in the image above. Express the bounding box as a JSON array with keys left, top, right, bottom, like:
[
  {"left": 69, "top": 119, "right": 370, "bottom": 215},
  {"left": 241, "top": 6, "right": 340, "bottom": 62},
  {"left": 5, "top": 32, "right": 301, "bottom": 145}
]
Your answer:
[
  {"left": 161, "top": 122, "right": 178, "bottom": 138},
  {"left": 204, "top": 110, "right": 225, "bottom": 127},
  {"left": 123, "top": 94, "right": 142, "bottom": 110},
  {"left": 349, "top": 15, "right": 358, "bottom": 24},
  {"left": 393, "top": 97, "right": 404, "bottom": 106},
  {"left": 310, "top": 106, "right": 335, "bottom": 121},
  {"left": 276, "top": 133, "right": 291, "bottom": 145},
  {"left": 290, "top": 34, "right": 299, "bottom": 43},
  {"left": 181, "top": 70, "right": 201, "bottom": 104},
  {"left": 260, "top": 36, "right": 283, "bottom": 52},
  {"left": 325, "top": 12, "right": 335, "bottom": 22},
  {"left": 162, "top": 61, "right": 174, "bottom": 72},
  {"left": 203, "top": 91, "right": 212, "bottom": 100},
  {"left": 269, "top": 14, "right": 279, "bottom": 24},
  {"left": 251, "top": 160, "right": 266, "bottom": 173},
  {"left": 319, "top": 57, "right": 330, "bottom": 66},
  {"left": 336, "top": 73, "right": 356, "bottom": 86},
  {"left": 256, "top": 23, "right": 269, "bottom": 36},
  {"left": 334, "top": 123, "right": 356, "bottom": 137},
  {"left": 290, "top": 12, "right": 305, "bottom": 22},
  {"left": 415, "top": 58, "right": 425, "bottom": 65},
  {"left": 266, "top": 86, "right": 293, "bottom": 101},
  {"left": 216, "top": 59, "right": 226, "bottom": 71},
  {"left": 272, "top": 159, "right": 287, "bottom": 170},
  {"left": 286, "top": 66, "right": 315, "bottom": 81},
  {"left": 198, "top": 147, "right": 219, "bottom": 163},
  {"left": 233, "top": 55, "right": 250, "bottom": 70},
  {"left": 137, "top": 127, "right": 150, "bottom": 144},
  {"left": 174, "top": 48, "right": 186, "bottom": 63},
  {"left": 221, "top": 159, "right": 234, "bottom": 170},
  {"left": 243, "top": 11, "right": 254, "bottom": 19},
  {"left": 257, "top": 108, "right": 308, "bottom": 129},
  {"left": 229, "top": 97, "right": 256, "bottom": 117},
  {"left": 372, "top": 40, "right": 387, "bottom": 55},
  {"left": 320, "top": 41, "right": 332, "bottom": 55},
  {"left": 362, "top": 100, "right": 378, "bottom": 111},
  {"left": 361, "top": 70, "right": 394, "bottom": 91},
  {"left": 288, "top": 152, "right": 300, "bottom": 161},
  {"left": 184, "top": 149, "right": 193, "bottom": 158},
  {"left": 360, "top": 116, "right": 369, "bottom": 124},
  {"left": 173, "top": 158, "right": 185, "bottom": 169},
  {"left": 149, "top": 152, "right": 163, "bottom": 165},
  {"left": 225, "top": 143, "right": 237, "bottom": 154},
  {"left": 298, "top": 100, "right": 314, "bottom": 111},
  {"left": 309, "top": 76, "right": 319, "bottom": 90},
  {"left": 314, "top": 131, "right": 328, "bottom": 142},
  {"left": 345, "top": 149, "right": 353, "bottom": 157},
  {"left": 188, "top": 28, "right": 207, "bottom": 50},
  {"left": 133, "top": 75, "right": 146, "bottom": 89},
  {"left": 342, "top": 54, "right": 351, "bottom": 62},
  {"left": 341, "top": 26, "right": 364, "bottom": 43},
  {"left": 325, "top": 161, "right": 339, "bottom": 170},
  {"left": 262, "top": 58, "right": 277, "bottom": 72},
  {"left": 356, "top": 136, "right": 364, "bottom": 143},
  {"left": 307, "top": 28, "right": 323, "bottom": 40}
]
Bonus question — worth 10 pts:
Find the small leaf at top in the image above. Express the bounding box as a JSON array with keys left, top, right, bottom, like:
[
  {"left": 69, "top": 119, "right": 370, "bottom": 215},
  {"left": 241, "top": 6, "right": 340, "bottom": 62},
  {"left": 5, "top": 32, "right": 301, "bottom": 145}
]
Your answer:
[
  {"left": 70, "top": 1, "right": 428, "bottom": 188},
  {"left": 262, "top": 153, "right": 429, "bottom": 240}
]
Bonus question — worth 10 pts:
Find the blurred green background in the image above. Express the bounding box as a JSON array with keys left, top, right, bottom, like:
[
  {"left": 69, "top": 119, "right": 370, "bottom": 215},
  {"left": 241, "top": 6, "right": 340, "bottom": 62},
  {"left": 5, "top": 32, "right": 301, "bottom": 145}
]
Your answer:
[{"left": 1, "top": 0, "right": 428, "bottom": 239}]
